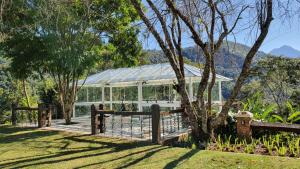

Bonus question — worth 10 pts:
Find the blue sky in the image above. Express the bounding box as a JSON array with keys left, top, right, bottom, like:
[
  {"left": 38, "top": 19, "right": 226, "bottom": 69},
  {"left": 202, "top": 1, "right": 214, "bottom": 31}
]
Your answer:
[
  {"left": 141, "top": 4, "right": 300, "bottom": 53},
  {"left": 231, "top": 14, "right": 300, "bottom": 53},
  {"left": 259, "top": 17, "right": 300, "bottom": 52}
]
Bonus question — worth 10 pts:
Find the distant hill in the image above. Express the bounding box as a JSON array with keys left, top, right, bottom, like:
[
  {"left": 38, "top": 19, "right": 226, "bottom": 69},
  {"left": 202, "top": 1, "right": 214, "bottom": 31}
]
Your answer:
[
  {"left": 143, "top": 41, "right": 266, "bottom": 79},
  {"left": 270, "top": 45, "right": 300, "bottom": 58}
]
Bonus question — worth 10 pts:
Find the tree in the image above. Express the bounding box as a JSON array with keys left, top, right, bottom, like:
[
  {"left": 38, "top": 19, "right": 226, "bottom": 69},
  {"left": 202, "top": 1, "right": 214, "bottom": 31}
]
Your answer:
[
  {"left": 1, "top": 0, "right": 142, "bottom": 124},
  {"left": 0, "top": 53, "right": 39, "bottom": 124},
  {"left": 130, "top": 0, "right": 273, "bottom": 141},
  {"left": 250, "top": 56, "right": 300, "bottom": 116}
]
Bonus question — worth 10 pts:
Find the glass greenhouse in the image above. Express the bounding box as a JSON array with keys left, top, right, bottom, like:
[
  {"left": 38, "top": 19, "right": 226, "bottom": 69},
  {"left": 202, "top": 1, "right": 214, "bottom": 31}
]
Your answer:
[{"left": 74, "top": 63, "right": 231, "bottom": 117}]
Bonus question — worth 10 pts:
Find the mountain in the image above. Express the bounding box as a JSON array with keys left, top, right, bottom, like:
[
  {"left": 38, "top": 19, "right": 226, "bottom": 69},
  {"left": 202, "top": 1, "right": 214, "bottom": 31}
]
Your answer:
[
  {"left": 143, "top": 41, "right": 266, "bottom": 79},
  {"left": 270, "top": 45, "right": 300, "bottom": 58}
]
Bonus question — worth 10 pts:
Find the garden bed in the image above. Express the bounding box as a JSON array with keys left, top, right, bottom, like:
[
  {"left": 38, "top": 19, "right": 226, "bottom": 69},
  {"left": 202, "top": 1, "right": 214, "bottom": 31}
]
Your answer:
[{"left": 207, "top": 134, "right": 300, "bottom": 158}]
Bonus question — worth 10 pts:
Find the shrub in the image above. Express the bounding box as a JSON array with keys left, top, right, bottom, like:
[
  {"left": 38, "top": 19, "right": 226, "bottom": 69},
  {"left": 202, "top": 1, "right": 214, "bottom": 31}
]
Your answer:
[{"left": 207, "top": 133, "right": 300, "bottom": 158}]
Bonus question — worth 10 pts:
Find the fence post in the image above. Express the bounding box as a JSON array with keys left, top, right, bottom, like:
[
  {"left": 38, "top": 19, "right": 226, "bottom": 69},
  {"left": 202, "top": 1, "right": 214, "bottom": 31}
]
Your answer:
[
  {"left": 236, "top": 111, "right": 253, "bottom": 140},
  {"left": 11, "top": 103, "right": 17, "bottom": 126},
  {"left": 38, "top": 103, "right": 46, "bottom": 128},
  {"left": 91, "top": 104, "right": 97, "bottom": 135},
  {"left": 151, "top": 104, "right": 161, "bottom": 144},
  {"left": 99, "top": 104, "right": 105, "bottom": 133}
]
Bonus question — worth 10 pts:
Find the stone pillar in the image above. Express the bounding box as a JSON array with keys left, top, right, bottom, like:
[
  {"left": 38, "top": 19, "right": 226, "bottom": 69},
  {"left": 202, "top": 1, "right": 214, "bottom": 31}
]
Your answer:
[
  {"left": 151, "top": 104, "right": 161, "bottom": 144},
  {"left": 236, "top": 111, "right": 253, "bottom": 140}
]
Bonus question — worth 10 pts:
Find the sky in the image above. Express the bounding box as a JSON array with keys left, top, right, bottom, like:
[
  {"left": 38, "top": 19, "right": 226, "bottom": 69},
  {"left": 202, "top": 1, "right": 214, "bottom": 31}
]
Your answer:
[
  {"left": 141, "top": 3, "right": 300, "bottom": 54},
  {"left": 259, "top": 17, "right": 300, "bottom": 52}
]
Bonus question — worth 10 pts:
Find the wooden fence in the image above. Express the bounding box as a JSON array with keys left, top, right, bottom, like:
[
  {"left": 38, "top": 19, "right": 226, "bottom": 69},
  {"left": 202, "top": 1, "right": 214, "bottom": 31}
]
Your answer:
[
  {"left": 91, "top": 104, "right": 186, "bottom": 144},
  {"left": 236, "top": 111, "right": 300, "bottom": 139},
  {"left": 11, "top": 103, "right": 54, "bottom": 128},
  {"left": 251, "top": 121, "right": 300, "bottom": 134}
]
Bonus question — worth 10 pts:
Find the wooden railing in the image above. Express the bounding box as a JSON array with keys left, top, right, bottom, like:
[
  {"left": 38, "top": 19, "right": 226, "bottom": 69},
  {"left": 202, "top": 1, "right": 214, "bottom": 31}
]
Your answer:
[
  {"left": 11, "top": 103, "right": 54, "bottom": 128},
  {"left": 251, "top": 121, "right": 300, "bottom": 134},
  {"left": 91, "top": 104, "right": 185, "bottom": 144},
  {"left": 236, "top": 111, "right": 300, "bottom": 139}
]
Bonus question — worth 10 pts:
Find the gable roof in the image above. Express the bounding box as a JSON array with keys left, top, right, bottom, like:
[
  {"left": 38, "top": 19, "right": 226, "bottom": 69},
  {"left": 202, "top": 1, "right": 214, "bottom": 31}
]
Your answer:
[{"left": 79, "top": 63, "right": 231, "bottom": 86}]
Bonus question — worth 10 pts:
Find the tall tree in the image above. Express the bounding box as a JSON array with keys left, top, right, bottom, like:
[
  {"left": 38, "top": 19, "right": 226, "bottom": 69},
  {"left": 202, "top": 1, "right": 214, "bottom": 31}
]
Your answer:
[
  {"left": 130, "top": 0, "right": 273, "bottom": 141},
  {"left": 1, "top": 0, "right": 142, "bottom": 124}
]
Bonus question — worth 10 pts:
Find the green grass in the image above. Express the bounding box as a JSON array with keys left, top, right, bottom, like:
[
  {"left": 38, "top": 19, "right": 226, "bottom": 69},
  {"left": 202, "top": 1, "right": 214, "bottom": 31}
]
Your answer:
[{"left": 0, "top": 126, "right": 300, "bottom": 169}]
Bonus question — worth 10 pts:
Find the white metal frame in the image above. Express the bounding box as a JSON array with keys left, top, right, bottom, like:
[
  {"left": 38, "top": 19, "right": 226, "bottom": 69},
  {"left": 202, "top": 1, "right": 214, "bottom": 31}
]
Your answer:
[{"left": 74, "top": 78, "right": 224, "bottom": 117}]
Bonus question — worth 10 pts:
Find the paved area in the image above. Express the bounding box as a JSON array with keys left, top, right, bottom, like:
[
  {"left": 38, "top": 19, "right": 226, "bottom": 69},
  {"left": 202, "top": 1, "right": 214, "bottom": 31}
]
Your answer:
[{"left": 48, "top": 114, "right": 186, "bottom": 141}]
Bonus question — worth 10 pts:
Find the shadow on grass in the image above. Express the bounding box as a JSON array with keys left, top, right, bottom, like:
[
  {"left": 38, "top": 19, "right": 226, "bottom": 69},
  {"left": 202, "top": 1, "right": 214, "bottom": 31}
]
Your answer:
[
  {"left": 115, "top": 147, "right": 168, "bottom": 169},
  {"left": 0, "top": 127, "right": 200, "bottom": 169},
  {"left": 74, "top": 146, "right": 168, "bottom": 169},
  {"left": 0, "top": 132, "right": 160, "bottom": 169},
  {"left": 0, "top": 126, "right": 59, "bottom": 144},
  {"left": 62, "top": 134, "right": 151, "bottom": 149},
  {"left": 0, "top": 126, "right": 38, "bottom": 134},
  {"left": 163, "top": 149, "right": 200, "bottom": 169}
]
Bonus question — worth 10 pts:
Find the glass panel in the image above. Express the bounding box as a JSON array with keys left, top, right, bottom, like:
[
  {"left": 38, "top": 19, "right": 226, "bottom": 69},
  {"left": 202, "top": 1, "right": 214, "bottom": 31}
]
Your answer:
[
  {"left": 75, "top": 105, "right": 90, "bottom": 117},
  {"left": 104, "top": 87, "right": 110, "bottom": 101},
  {"left": 112, "top": 103, "right": 138, "bottom": 111},
  {"left": 142, "top": 106, "right": 174, "bottom": 112},
  {"left": 77, "top": 88, "right": 87, "bottom": 102},
  {"left": 160, "top": 107, "right": 173, "bottom": 111},
  {"left": 212, "top": 84, "right": 219, "bottom": 101},
  {"left": 112, "top": 86, "right": 138, "bottom": 101},
  {"left": 193, "top": 82, "right": 208, "bottom": 101},
  {"left": 104, "top": 104, "right": 111, "bottom": 110},
  {"left": 112, "top": 87, "right": 123, "bottom": 101},
  {"left": 142, "top": 85, "right": 172, "bottom": 101},
  {"left": 125, "top": 86, "right": 138, "bottom": 101},
  {"left": 142, "top": 86, "right": 155, "bottom": 101},
  {"left": 142, "top": 106, "right": 150, "bottom": 112},
  {"left": 88, "top": 87, "right": 102, "bottom": 102}
]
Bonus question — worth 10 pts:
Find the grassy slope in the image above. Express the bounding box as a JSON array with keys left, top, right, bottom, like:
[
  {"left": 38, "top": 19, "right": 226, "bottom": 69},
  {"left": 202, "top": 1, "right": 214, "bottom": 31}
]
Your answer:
[{"left": 0, "top": 126, "right": 299, "bottom": 169}]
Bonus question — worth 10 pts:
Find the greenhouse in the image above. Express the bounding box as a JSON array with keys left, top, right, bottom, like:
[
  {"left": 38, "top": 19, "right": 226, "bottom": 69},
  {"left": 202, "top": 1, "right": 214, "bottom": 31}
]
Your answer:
[{"left": 74, "top": 63, "right": 231, "bottom": 117}]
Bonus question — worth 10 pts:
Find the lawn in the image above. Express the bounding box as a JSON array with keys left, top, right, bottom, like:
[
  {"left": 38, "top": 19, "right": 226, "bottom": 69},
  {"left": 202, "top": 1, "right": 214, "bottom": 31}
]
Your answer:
[{"left": 0, "top": 126, "right": 300, "bottom": 169}]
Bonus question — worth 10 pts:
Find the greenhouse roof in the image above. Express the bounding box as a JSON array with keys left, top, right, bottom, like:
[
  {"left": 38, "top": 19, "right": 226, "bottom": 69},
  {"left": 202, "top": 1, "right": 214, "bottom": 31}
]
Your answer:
[{"left": 79, "top": 63, "right": 231, "bottom": 86}]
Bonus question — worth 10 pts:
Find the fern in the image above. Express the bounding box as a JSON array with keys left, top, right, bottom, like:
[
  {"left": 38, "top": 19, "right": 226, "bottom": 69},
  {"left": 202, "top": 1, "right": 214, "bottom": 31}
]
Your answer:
[
  {"left": 286, "top": 101, "right": 300, "bottom": 123},
  {"left": 288, "top": 111, "right": 300, "bottom": 123},
  {"left": 272, "top": 114, "right": 284, "bottom": 123},
  {"left": 261, "top": 104, "right": 276, "bottom": 121},
  {"left": 276, "top": 144, "right": 287, "bottom": 156}
]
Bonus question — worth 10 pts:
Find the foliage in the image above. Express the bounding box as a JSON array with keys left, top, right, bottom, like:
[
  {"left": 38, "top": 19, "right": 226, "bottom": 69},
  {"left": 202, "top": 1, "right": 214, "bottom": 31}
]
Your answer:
[
  {"left": 207, "top": 133, "right": 300, "bottom": 158},
  {"left": 241, "top": 91, "right": 276, "bottom": 121},
  {"left": 176, "top": 134, "right": 197, "bottom": 148},
  {"left": 240, "top": 90, "right": 300, "bottom": 124},
  {"left": 1, "top": 0, "right": 142, "bottom": 124},
  {"left": 271, "top": 101, "right": 300, "bottom": 124},
  {"left": 250, "top": 56, "right": 300, "bottom": 115},
  {"left": 0, "top": 55, "right": 39, "bottom": 124}
]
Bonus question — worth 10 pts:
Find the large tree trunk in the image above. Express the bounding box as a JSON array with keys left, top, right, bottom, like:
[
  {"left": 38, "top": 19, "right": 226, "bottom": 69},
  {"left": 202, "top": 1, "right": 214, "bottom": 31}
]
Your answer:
[
  {"left": 59, "top": 93, "right": 74, "bottom": 125},
  {"left": 57, "top": 77, "right": 76, "bottom": 125},
  {"left": 64, "top": 102, "right": 73, "bottom": 125}
]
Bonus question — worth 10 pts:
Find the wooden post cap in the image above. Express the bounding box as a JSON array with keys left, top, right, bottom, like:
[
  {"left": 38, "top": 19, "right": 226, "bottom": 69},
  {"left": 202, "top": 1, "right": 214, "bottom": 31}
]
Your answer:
[{"left": 235, "top": 111, "right": 253, "bottom": 118}]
